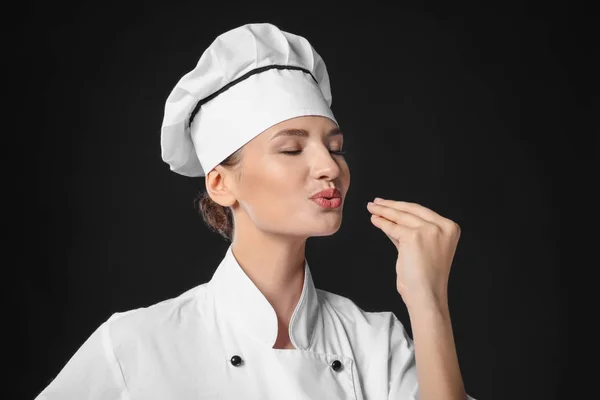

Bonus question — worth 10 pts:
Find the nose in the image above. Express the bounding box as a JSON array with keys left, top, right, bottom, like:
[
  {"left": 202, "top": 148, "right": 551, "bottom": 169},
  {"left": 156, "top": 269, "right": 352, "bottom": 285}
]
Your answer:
[{"left": 312, "top": 147, "right": 342, "bottom": 181}]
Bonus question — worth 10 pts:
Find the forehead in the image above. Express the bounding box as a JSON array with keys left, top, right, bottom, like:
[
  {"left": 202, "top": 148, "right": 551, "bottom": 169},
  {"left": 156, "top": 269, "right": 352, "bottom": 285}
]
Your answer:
[{"left": 266, "top": 116, "right": 342, "bottom": 142}]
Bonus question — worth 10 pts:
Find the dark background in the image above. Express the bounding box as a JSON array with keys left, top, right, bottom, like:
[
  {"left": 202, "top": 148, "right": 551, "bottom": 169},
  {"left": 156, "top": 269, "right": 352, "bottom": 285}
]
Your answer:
[{"left": 16, "top": 1, "right": 595, "bottom": 399}]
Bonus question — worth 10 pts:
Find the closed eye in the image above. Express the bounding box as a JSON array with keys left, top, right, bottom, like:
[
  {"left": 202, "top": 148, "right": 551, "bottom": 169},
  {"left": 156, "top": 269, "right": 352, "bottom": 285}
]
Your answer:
[{"left": 281, "top": 150, "right": 346, "bottom": 156}]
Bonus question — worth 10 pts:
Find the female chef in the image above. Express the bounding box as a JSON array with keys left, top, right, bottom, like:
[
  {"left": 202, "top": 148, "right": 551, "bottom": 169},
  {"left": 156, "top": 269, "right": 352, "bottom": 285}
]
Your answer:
[{"left": 35, "top": 23, "right": 477, "bottom": 400}]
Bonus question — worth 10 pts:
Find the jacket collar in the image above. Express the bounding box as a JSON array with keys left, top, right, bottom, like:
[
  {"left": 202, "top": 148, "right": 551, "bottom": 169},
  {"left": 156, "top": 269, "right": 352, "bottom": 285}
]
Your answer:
[{"left": 207, "top": 244, "right": 320, "bottom": 350}]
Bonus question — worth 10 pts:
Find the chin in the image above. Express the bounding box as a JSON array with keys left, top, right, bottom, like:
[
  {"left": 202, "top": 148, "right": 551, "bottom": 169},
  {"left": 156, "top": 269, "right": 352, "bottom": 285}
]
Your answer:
[
  {"left": 312, "top": 220, "right": 343, "bottom": 236},
  {"left": 311, "top": 231, "right": 339, "bottom": 238}
]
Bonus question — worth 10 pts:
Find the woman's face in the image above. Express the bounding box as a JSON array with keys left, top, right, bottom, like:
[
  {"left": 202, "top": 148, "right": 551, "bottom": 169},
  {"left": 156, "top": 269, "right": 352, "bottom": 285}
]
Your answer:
[{"left": 220, "top": 115, "right": 350, "bottom": 239}]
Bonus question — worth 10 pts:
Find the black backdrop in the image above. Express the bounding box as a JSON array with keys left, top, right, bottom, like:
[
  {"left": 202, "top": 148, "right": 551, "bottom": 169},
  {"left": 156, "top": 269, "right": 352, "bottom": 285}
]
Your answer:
[{"left": 17, "top": 1, "right": 593, "bottom": 399}]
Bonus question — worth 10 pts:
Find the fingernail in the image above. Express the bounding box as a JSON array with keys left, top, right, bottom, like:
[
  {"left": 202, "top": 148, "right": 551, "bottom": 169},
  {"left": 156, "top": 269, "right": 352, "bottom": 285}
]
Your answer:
[{"left": 374, "top": 197, "right": 383, "bottom": 202}]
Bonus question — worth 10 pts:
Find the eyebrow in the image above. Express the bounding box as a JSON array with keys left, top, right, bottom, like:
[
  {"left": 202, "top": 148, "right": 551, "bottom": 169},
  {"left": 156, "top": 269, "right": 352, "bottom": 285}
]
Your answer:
[{"left": 269, "top": 127, "right": 343, "bottom": 141}]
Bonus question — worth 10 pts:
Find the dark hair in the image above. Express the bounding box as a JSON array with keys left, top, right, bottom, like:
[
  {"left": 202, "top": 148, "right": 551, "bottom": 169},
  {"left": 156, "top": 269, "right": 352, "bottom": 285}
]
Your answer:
[{"left": 194, "top": 148, "right": 243, "bottom": 242}]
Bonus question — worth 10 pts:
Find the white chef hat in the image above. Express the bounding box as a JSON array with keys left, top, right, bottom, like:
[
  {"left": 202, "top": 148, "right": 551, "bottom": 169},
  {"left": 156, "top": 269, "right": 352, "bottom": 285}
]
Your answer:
[{"left": 160, "top": 22, "right": 338, "bottom": 177}]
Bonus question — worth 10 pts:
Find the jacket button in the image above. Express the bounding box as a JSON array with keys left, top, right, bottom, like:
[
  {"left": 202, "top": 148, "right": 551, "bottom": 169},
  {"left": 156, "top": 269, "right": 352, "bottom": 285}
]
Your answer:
[
  {"left": 331, "top": 359, "right": 343, "bottom": 372},
  {"left": 230, "top": 355, "right": 243, "bottom": 367}
]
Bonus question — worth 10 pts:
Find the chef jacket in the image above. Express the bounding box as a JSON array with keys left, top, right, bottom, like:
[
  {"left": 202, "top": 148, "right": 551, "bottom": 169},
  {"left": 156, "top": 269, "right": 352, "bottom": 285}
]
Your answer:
[{"left": 35, "top": 244, "right": 477, "bottom": 399}]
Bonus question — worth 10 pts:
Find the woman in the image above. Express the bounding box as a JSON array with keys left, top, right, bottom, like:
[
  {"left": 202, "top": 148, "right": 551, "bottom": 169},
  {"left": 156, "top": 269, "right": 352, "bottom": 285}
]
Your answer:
[{"left": 36, "top": 23, "right": 477, "bottom": 399}]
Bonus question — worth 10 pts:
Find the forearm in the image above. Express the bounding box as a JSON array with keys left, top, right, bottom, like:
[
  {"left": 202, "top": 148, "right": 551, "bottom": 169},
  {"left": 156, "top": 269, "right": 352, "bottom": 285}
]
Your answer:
[{"left": 407, "top": 298, "right": 467, "bottom": 400}]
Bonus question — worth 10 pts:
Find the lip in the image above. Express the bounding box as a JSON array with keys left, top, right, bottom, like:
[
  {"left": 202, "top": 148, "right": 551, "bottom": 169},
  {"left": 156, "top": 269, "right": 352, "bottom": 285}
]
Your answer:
[
  {"left": 309, "top": 188, "right": 341, "bottom": 200},
  {"left": 311, "top": 197, "right": 342, "bottom": 209}
]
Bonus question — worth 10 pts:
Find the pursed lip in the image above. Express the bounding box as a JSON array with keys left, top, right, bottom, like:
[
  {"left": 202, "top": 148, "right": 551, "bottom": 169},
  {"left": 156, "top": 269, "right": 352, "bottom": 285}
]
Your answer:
[{"left": 310, "top": 188, "right": 341, "bottom": 199}]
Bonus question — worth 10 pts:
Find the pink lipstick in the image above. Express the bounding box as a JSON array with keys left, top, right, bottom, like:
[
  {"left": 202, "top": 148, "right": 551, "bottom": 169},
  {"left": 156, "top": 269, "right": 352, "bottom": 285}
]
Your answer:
[{"left": 311, "top": 197, "right": 342, "bottom": 209}]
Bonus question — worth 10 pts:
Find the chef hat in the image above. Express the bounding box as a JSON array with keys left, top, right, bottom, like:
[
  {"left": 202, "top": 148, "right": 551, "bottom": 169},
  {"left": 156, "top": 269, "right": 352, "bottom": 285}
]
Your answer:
[{"left": 160, "top": 22, "right": 338, "bottom": 177}]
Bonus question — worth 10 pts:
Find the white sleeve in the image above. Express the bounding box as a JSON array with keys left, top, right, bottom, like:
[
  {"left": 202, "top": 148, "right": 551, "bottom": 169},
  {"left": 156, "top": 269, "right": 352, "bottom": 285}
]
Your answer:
[
  {"left": 388, "top": 318, "right": 477, "bottom": 400},
  {"left": 34, "top": 316, "right": 129, "bottom": 400}
]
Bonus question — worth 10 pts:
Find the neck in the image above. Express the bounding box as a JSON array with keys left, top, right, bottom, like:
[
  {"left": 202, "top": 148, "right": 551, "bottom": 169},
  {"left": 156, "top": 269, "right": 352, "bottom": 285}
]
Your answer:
[{"left": 230, "top": 229, "right": 307, "bottom": 334}]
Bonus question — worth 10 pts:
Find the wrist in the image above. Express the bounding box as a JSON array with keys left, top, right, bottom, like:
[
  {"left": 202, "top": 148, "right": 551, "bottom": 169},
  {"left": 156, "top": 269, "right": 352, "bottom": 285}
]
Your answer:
[{"left": 403, "top": 291, "right": 450, "bottom": 317}]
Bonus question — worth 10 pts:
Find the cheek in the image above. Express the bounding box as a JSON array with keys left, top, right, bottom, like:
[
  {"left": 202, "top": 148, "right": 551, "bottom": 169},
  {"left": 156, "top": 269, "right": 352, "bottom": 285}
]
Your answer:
[
  {"left": 240, "top": 164, "right": 299, "bottom": 208},
  {"left": 260, "top": 161, "right": 300, "bottom": 195},
  {"left": 342, "top": 162, "right": 351, "bottom": 189}
]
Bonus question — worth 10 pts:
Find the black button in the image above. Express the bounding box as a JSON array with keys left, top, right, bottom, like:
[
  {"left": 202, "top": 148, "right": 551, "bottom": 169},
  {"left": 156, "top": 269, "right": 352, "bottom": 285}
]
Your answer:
[
  {"left": 230, "top": 355, "right": 243, "bottom": 367},
  {"left": 331, "top": 359, "right": 342, "bottom": 372}
]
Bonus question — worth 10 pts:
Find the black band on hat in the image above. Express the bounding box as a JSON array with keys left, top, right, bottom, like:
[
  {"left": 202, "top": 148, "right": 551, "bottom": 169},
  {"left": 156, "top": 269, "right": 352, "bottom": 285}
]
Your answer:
[{"left": 188, "top": 64, "right": 318, "bottom": 128}]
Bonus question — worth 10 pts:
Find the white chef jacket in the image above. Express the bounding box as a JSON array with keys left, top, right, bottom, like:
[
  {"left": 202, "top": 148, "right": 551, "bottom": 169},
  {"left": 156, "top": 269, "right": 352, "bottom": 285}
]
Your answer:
[{"left": 36, "top": 244, "right": 477, "bottom": 400}]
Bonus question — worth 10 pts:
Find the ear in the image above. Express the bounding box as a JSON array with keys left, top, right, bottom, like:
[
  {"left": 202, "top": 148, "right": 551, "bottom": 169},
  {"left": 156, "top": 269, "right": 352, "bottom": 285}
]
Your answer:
[{"left": 205, "top": 166, "right": 237, "bottom": 207}]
